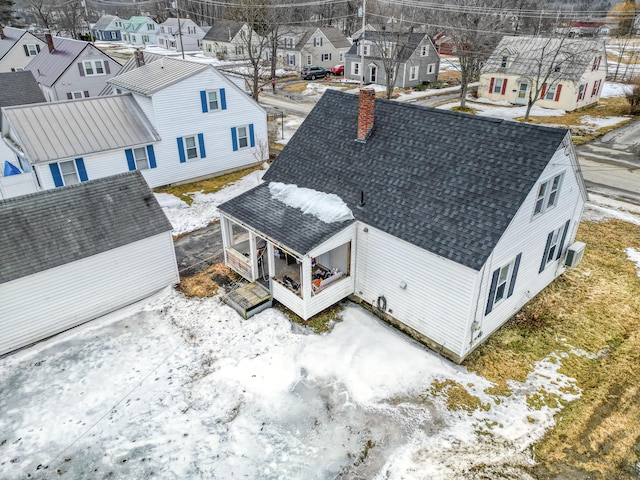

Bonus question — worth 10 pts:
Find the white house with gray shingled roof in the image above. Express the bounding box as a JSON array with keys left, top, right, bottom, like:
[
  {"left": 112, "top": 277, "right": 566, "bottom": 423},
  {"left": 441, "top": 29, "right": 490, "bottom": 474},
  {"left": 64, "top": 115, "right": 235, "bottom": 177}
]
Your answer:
[
  {"left": 0, "top": 171, "right": 178, "bottom": 356},
  {"left": 0, "top": 26, "right": 46, "bottom": 73},
  {"left": 479, "top": 36, "right": 607, "bottom": 111},
  {"left": 218, "top": 89, "right": 588, "bottom": 363},
  {"left": 1, "top": 57, "right": 267, "bottom": 195},
  {"left": 278, "top": 26, "right": 351, "bottom": 70}
]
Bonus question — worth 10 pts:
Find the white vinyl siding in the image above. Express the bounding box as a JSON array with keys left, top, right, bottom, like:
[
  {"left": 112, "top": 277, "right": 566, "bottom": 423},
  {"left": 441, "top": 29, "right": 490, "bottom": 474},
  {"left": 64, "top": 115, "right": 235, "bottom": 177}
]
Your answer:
[
  {"left": 355, "top": 223, "right": 476, "bottom": 359},
  {"left": 472, "top": 141, "right": 584, "bottom": 355},
  {"left": 533, "top": 172, "right": 564, "bottom": 216},
  {"left": 0, "top": 233, "right": 178, "bottom": 356}
]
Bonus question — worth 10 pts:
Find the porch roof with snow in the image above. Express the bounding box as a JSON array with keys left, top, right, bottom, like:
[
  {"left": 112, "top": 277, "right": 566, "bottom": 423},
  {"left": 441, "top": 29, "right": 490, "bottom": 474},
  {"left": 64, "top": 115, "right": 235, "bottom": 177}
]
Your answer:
[
  {"left": 220, "top": 183, "right": 353, "bottom": 256},
  {"left": 220, "top": 89, "right": 575, "bottom": 271}
]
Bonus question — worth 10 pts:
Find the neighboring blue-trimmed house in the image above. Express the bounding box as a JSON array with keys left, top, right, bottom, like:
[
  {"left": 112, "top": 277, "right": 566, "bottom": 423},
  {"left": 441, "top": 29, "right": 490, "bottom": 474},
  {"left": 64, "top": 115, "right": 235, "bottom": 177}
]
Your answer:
[
  {"left": 1, "top": 57, "right": 267, "bottom": 194},
  {"left": 0, "top": 171, "right": 178, "bottom": 356},
  {"left": 122, "top": 16, "right": 159, "bottom": 46},
  {"left": 91, "top": 15, "right": 124, "bottom": 41},
  {"left": 218, "top": 89, "right": 587, "bottom": 364}
]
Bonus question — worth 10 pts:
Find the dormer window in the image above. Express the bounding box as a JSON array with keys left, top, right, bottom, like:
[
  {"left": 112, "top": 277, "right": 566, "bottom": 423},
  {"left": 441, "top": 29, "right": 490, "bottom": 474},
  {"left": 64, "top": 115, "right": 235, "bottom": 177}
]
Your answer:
[
  {"left": 553, "top": 62, "right": 562, "bottom": 73},
  {"left": 501, "top": 55, "right": 508, "bottom": 68}
]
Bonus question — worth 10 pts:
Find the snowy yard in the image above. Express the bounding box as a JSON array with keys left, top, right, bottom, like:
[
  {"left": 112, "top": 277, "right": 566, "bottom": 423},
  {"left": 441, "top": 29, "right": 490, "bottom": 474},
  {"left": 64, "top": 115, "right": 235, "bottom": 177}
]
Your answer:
[{"left": 0, "top": 291, "right": 579, "bottom": 479}]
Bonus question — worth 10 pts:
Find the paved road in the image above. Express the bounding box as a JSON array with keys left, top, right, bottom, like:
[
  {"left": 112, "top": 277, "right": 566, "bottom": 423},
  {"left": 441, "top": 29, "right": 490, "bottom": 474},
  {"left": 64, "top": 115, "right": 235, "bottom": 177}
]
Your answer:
[
  {"left": 576, "top": 118, "right": 640, "bottom": 204},
  {"left": 173, "top": 222, "right": 223, "bottom": 277}
]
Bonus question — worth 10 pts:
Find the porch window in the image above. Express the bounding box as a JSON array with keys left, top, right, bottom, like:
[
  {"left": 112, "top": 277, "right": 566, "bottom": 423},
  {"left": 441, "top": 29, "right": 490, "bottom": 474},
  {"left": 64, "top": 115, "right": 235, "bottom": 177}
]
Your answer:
[{"left": 310, "top": 241, "right": 350, "bottom": 296}]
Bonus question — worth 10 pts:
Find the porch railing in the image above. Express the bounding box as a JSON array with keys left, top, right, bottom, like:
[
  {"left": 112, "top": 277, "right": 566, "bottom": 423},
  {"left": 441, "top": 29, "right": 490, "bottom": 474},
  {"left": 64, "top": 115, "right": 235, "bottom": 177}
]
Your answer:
[{"left": 226, "top": 246, "right": 252, "bottom": 280}]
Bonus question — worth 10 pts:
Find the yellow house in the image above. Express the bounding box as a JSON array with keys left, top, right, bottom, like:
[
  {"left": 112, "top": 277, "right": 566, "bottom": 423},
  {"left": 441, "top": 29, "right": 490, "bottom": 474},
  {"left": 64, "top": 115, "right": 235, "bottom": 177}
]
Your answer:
[{"left": 479, "top": 36, "right": 607, "bottom": 112}]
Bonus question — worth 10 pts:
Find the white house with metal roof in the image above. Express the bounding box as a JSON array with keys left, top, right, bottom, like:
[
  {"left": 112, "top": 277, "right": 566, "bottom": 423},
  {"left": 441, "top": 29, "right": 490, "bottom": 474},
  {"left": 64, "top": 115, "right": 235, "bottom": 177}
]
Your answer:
[
  {"left": 157, "top": 18, "right": 207, "bottom": 53},
  {"left": 479, "top": 36, "right": 607, "bottom": 111},
  {"left": 0, "top": 25, "right": 46, "bottom": 73},
  {"left": 1, "top": 57, "right": 267, "bottom": 194},
  {"left": 0, "top": 171, "right": 178, "bottom": 357},
  {"left": 218, "top": 89, "right": 588, "bottom": 364}
]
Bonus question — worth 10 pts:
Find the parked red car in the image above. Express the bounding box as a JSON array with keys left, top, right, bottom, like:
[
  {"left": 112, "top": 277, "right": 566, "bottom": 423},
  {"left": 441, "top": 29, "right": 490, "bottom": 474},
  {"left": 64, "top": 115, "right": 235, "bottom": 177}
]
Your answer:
[{"left": 330, "top": 64, "right": 344, "bottom": 76}]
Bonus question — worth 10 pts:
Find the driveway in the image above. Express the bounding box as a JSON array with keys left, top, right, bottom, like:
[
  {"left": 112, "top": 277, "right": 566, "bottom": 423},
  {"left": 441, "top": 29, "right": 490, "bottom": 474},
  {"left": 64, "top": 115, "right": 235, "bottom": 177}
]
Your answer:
[{"left": 576, "top": 118, "right": 640, "bottom": 204}]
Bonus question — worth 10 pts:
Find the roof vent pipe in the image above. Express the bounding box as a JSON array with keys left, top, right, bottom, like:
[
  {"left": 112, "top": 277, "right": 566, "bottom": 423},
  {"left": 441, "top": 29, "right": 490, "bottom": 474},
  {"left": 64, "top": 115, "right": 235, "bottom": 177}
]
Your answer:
[{"left": 359, "top": 190, "right": 365, "bottom": 206}]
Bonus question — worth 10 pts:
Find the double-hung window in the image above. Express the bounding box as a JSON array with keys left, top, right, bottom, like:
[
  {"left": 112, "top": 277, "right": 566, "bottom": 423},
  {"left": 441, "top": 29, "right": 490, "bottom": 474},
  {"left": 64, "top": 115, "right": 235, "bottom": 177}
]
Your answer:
[
  {"left": 49, "top": 158, "right": 88, "bottom": 187},
  {"left": 25, "top": 44, "right": 40, "bottom": 56},
  {"left": 421, "top": 45, "right": 428, "bottom": 56},
  {"left": 409, "top": 65, "right": 419, "bottom": 81},
  {"left": 177, "top": 134, "right": 206, "bottom": 162},
  {"left": 539, "top": 221, "right": 571, "bottom": 272},
  {"left": 501, "top": 55, "right": 508, "bottom": 67},
  {"left": 352, "top": 62, "right": 360, "bottom": 75},
  {"left": 545, "top": 84, "right": 557, "bottom": 100},
  {"left": 533, "top": 173, "right": 563, "bottom": 216},
  {"left": 485, "top": 253, "right": 522, "bottom": 315},
  {"left": 362, "top": 45, "right": 370, "bottom": 56},
  {"left": 577, "top": 84, "right": 586, "bottom": 101},
  {"left": 231, "top": 124, "right": 255, "bottom": 151},
  {"left": 126, "top": 145, "right": 156, "bottom": 170},
  {"left": 82, "top": 60, "right": 105, "bottom": 76},
  {"left": 200, "top": 89, "right": 226, "bottom": 113},
  {"left": 493, "top": 78, "right": 505, "bottom": 94}
]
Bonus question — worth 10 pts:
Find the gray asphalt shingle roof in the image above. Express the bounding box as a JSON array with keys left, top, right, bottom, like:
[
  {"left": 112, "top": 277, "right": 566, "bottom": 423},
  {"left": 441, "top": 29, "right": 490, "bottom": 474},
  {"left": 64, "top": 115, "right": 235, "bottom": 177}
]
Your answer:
[
  {"left": 0, "top": 171, "right": 173, "bottom": 284},
  {"left": 482, "top": 36, "right": 605, "bottom": 82},
  {"left": 220, "top": 90, "right": 570, "bottom": 270},
  {"left": 3, "top": 94, "right": 160, "bottom": 162},
  {"left": 107, "top": 56, "right": 208, "bottom": 96},
  {"left": 203, "top": 20, "right": 244, "bottom": 42},
  {"left": 220, "top": 183, "right": 354, "bottom": 256},
  {"left": 93, "top": 15, "right": 119, "bottom": 31},
  {"left": 0, "top": 71, "right": 46, "bottom": 129}
]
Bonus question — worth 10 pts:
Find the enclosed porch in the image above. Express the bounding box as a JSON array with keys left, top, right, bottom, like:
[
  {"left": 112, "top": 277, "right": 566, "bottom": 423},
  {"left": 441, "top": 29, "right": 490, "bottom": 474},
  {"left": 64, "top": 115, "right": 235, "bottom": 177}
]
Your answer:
[{"left": 220, "top": 213, "right": 356, "bottom": 320}]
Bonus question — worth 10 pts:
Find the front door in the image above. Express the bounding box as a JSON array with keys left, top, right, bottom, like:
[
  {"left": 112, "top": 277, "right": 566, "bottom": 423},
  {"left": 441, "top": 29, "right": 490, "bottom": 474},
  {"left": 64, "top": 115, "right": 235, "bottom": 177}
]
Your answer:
[
  {"left": 516, "top": 81, "right": 529, "bottom": 104},
  {"left": 370, "top": 65, "right": 377, "bottom": 83}
]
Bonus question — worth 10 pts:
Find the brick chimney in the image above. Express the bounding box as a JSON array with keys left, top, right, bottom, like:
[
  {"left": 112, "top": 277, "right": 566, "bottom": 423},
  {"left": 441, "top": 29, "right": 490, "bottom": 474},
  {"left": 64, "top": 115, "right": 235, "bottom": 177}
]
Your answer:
[
  {"left": 0, "top": 25, "right": 5, "bottom": 40},
  {"left": 357, "top": 89, "right": 376, "bottom": 142},
  {"left": 135, "top": 49, "right": 145, "bottom": 67},
  {"left": 45, "top": 32, "right": 54, "bottom": 53}
]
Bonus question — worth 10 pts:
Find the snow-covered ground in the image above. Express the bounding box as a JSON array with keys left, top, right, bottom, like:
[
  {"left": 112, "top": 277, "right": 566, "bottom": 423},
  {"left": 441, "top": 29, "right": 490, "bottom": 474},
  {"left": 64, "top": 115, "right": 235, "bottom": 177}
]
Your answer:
[
  {"left": 0, "top": 289, "right": 579, "bottom": 480},
  {"left": 437, "top": 101, "right": 566, "bottom": 120}
]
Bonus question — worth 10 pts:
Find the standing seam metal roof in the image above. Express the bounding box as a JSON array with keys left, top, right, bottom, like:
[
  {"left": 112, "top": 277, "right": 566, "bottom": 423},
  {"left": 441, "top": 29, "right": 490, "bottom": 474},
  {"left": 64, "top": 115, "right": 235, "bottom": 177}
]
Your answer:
[
  {"left": 220, "top": 90, "right": 571, "bottom": 271},
  {"left": 0, "top": 171, "right": 173, "bottom": 284},
  {"left": 107, "top": 57, "right": 209, "bottom": 96},
  {"left": 3, "top": 94, "right": 160, "bottom": 162}
]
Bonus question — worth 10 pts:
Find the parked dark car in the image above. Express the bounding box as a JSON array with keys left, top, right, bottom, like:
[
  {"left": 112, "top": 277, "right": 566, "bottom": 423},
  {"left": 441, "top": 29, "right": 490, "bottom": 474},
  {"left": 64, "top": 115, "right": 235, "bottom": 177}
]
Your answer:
[
  {"left": 330, "top": 64, "right": 344, "bottom": 76},
  {"left": 301, "top": 66, "right": 329, "bottom": 80}
]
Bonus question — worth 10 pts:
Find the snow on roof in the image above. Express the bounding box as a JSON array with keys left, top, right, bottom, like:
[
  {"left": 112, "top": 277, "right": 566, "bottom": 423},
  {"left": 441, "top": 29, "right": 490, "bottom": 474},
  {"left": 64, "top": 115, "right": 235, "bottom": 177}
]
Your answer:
[{"left": 269, "top": 182, "right": 354, "bottom": 224}]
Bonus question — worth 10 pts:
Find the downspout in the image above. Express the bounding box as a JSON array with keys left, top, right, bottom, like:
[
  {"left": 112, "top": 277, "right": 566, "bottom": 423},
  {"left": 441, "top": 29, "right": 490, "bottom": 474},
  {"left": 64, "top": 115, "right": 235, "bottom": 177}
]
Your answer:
[{"left": 402, "top": 62, "right": 406, "bottom": 89}]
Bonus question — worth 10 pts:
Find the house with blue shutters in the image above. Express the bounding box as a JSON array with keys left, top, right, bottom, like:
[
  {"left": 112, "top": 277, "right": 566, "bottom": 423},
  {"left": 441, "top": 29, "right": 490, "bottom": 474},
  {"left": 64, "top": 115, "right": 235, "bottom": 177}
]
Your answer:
[
  {"left": 218, "top": 89, "right": 587, "bottom": 363},
  {"left": 1, "top": 57, "right": 267, "bottom": 194},
  {"left": 91, "top": 15, "right": 125, "bottom": 42}
]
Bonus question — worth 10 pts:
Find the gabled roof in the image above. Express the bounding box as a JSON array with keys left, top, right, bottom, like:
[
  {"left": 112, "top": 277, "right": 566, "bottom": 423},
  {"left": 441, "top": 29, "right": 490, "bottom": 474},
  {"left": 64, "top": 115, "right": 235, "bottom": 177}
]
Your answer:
[
  {"left": 25, "top": 37, "right": 117, "bottom": 88},
  {"left": 345, "top": 31, "right": 429, "bottom": 61},
  {"left": 3, "top": 94, "right": 160, "bottom": 162},
  {"left": 161, "top": 17, "right": 200, "bottom": 29},
  {"left": 220, "top": 90, "right": 571, "bottom": 271},
  {"left": 482, "top": 36, "right": 606, "bottom": 82},
  {"left": 0, "top": 26, "right": 26, "bottom": 59},
  {"left": 93, "top": 15, "right": 120, "bottom": 31},
  {"left": 0, "top": 171, "right": 172, "bottom": 284},
  {"left": 107, "top": 56, "right": 209, "bottom": 96},
  {"left": 0, "top": 71, "right": 46, "bottom": 129},
  {"left": 203, "top": 20, "right": 245, "bottom": 42},
  {"left": 123, "top": 16, "right": 157, "bottom": 33},
  {"left": 318, "top": 27, "right": 351, "bottom": 49}
]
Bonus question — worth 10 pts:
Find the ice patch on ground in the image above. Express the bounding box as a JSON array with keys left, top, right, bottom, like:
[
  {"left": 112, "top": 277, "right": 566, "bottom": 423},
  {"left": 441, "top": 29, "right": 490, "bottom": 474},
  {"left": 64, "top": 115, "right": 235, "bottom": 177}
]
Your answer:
[
  {"left": 625, "top": 248, "right": 640, "bottom": 277},
  {"left": 582, "top": 194, "right": 640, "bottom": 226},
  {"left": 269, "top": 182, "right": 354, "bottom": 223}
]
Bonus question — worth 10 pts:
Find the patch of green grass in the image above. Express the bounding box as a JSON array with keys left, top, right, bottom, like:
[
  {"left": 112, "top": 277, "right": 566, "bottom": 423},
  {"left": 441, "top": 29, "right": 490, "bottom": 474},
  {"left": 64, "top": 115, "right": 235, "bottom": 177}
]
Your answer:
[{"left": 154, "top": 164, "right": 264, "bottom": 205}]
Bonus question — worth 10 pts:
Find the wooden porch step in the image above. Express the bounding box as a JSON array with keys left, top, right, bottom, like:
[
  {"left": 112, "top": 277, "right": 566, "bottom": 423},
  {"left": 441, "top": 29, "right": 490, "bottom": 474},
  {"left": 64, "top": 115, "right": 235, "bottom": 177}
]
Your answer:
[{"left": 223, "top": 281, "right": 272, "bottom": 319}]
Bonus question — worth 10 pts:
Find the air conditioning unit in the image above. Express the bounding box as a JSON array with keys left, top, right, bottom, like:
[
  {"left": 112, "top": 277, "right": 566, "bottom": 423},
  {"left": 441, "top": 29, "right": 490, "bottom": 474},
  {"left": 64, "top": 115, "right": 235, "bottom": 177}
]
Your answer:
[{"left": 565, "top": 242, "right": 586, "bottom": 268}]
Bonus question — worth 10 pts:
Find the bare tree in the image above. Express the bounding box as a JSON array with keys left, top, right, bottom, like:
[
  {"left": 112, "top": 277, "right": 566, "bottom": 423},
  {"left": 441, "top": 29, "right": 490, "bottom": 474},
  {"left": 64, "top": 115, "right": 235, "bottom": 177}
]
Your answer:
[
  {"left": 57, "top": 0, "right": 84, "bottom": 38},
  {"left": 24, "top": 0, "right": 55, "bottom": 30},
  {"left": 227, "top": 0, "right": 273, "bottom": 100},
  {"left": 439, "top": 0, "right": 512, "bottom": 108}
]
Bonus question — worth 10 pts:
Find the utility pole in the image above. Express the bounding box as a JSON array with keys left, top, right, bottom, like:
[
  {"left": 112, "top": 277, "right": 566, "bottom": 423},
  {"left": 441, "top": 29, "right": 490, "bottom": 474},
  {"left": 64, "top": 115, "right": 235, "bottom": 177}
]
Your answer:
[
  {"left": 173, "top": 0, "right": 185, "bottom": 59},
  {"left": 360, "top": 0, "right": 366, "bottom": 87}
]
